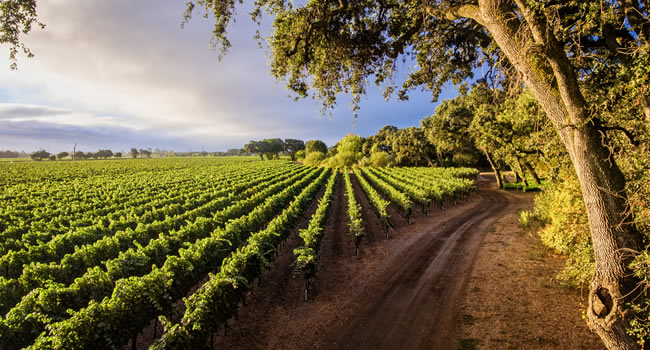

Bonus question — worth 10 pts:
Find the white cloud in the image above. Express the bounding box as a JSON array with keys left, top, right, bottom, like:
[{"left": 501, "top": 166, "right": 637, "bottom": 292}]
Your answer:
[{"left": 0, "top": 0, "right": 442, "bottom": 152}]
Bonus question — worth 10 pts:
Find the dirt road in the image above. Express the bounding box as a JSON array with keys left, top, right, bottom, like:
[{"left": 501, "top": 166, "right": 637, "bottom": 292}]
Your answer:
[{"left": 324, "top": 177, "right": 511, "bottom": 350}]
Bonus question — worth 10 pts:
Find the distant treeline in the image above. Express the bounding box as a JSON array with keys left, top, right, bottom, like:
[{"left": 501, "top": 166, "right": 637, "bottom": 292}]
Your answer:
[
  {"left": 2, "top": 147, "right": 249, "bottom": 161},
  {"left": 0, "top": 150, "right": 30, "bottom": 158}
]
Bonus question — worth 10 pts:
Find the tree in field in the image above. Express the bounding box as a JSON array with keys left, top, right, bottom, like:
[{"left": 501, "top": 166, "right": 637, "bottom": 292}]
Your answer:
[
  {"left": 56, "top": 152, "right": 69, "bottom": 160},
  {"left": 362, "top": 125, "right": 398, "bottom": 156},
  {"left": 283, "top": 138, "right": 305, "bottom": 161},
  {"left": 5, "top": 0, "right": 650, "bottom": 347},
  {"left": 243, "top": 140, "right": 267, "bottom": 160},
  {"left": 327, "top": 134, "right": 363, "bottom": 168},
  {"left": 30, "top": 150, "right": 50, "bottom": 161},
  {"left": 305, "top": 140, "right": 327, "bottom": 155},
  {"left": 48, "top": 154, "right": 56, "bottom": 161},
  {"left": 140, "top": 149, "right": 152, "bottom": 158},
  {"left": 421, "top": 98, "right": 481, "bottom": 167},
  {"left": 389, "top": 127, "right": 436, "bottom": 167},
  {"left": 225, "top": 148, "right": 241, "bottom": 156},
  {"left": 130, "top": 148, "right": 139, "bottom": 159},
  {"left": 261, "top": 138, "right": 285, "bottom": 159},
  {"left": 95, "top": 149, "right": 113, "bottom": 159}
]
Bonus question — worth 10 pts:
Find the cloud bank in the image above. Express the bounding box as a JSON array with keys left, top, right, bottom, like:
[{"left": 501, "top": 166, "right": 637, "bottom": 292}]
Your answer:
[{"left": 0, "top": 0, "right": 449, "bottom": 152}]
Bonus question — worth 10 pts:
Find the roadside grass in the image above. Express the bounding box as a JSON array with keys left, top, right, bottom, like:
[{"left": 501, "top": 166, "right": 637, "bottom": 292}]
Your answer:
[{"left": 503, "top": 178, "right": 546, "bottom": 192}]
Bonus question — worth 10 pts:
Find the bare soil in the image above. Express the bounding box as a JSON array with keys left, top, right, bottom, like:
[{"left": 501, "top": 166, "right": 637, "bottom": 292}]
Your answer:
[
  {"left": 158, "top": 173, "right": 603, "bottom": 350},
  {"left": 454, "top": 178, "right": 604, "bottom": 350}
]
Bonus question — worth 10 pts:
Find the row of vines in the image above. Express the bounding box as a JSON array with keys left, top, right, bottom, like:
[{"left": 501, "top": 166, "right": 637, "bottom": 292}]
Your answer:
[{"left": 0, "top": 158, "right": 477, "bottom": 349}]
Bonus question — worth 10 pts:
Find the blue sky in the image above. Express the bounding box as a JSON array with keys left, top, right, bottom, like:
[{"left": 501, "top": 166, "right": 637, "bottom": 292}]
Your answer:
[{"left": 0, "top": 0, "right": 459, "bottom": 153}]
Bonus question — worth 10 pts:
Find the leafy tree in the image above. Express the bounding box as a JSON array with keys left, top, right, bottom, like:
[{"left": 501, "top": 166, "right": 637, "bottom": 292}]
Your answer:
[
  {"left": 114, "top": 152, "right": 122, "bottom": 158},
  {"left": 95, "top": 149, "right": 113, "bottom": 159},
  {"left": 0, "top": 150, "right": 20, "bottom": 158},
  {"left": 130, "top": 148, "right": 139, "bottom": 159},
  {"left": 29, "top": 150, "right": 50, "bottom": 161},
  {"left": 362, "top": 125, "right": 397, "bottom": 156},
  {"left": 283, "top": 138, "right": 305, "bottom": 161},
  {"left": 389, "top": 127, "right": 436, "bottom": 167},
  {"left": 295, "top": 150, "right": 306, "bottom": 160},
  {"left": 243, "top": 140, "right": 268, "bottom": 160},
  {"left": 327, "top": 134, "right": 363, "bottom": 168},
  {"left": 369, "top": 151, "right": 394, "bottom": 167},
  {"left": 56, "top": 152, "right": 69, "bottom": 160},
  {"left": 421, "top": 97, "right": 481, "bottom": 167},
  {"left": 139, "top": 149, "right": 152, "bottom": 158},
  {"left": 48, "top": 154, "right": 56, "bottom": 161},
  {"left": 225, "top": 148, "right": 241, "bottom": 156},
  {"left": 261, "top": 138, "right": 285, "bottom": 160},
  {"left": 305, "top": 140, "right": 327, "bottom": 155}
]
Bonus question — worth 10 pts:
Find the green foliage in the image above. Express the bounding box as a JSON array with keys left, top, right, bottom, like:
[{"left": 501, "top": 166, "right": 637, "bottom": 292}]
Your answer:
[
  {"left": 519, "top": 210, "right": 532, "bottom": 228},
  {"left": 353, "top": 168, "right": 390, "bottom": 232},
  {"left": 295, "top": 150, "right": 305, "bottom": 160},
  {"left": 533, "top": 173, "right": 594, "bottom": 288},
  {"left": 283, "top": 139, "right": 305, "bottom": 161},
  {"left": 304, "top": 151, "right": 325, "bottom": 166},
  {"left": 151, "top": 168, "right": 330, "bottom": 349},
  {"left": 0, "top": 159, "right": 317, "bottom": 349},
  {"left": 421, "top": 96, "right": 481, "bottom": 167},
  {"left": 368, "top": 151, "right": 394, "bottom": 168},
  {"left": 326, "top": 134, "right": 363, "bottom": 168},
  {"left": 388, "top": 127, "right": 435, "bottom": 166},
  {"left": 343, "top": 169, "right": 364, "bottom": 251},
  {"left": 305, "top": 140, "right": 327, "bottom": 155},
  {"left": 29, "top": 150, "right": 50, "bottom": 161},
  {"left": 295, "top": 170, "right": 337, "bottom": 283}
]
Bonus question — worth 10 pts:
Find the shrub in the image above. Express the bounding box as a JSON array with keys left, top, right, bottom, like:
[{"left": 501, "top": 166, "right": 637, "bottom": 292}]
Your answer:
[
  {"left": 304, "top": 151, "right": 325, "bottom": 166},
  {"left": 533, "top": 173, "right": 594, "bottom": 288},
  {"left": 369, "top": 151, "right": 394, "bottom": 167}
]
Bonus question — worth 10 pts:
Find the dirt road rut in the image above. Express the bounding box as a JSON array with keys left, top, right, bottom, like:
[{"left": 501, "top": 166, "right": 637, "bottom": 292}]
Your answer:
[{"left": 325, "top": 185, "right": 511, "bottom": 349}]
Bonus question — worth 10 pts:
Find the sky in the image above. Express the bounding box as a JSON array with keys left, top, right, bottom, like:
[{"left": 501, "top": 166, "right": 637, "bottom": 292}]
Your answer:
[{"left": 0, "top": 0, "right": 458, "bottom": 153}]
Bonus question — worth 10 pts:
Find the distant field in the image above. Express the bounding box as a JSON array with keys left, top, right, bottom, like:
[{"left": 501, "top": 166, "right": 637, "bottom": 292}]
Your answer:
[
  {"left": 0, "top": 157, "right": 30, "bottom": 162},
  {"left": 0, "top": 157, "right": 477, "bottom": 349}
]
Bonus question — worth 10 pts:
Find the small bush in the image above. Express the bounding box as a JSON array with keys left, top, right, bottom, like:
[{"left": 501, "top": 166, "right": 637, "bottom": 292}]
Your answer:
[
  {"left": 519, "top": 210, "right": 532, "bottom": 228},
  {"left": 534, "top": 173, "right": 594, "bottom": 288},
  {"left": 369, "top": 151, "right": 394, "bottom": 167},
  {"left": 304, "top": 151, "right": 325, "bottom": 166}
]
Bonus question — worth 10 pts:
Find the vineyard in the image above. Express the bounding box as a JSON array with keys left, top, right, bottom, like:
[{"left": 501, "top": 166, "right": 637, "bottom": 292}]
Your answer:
[{"left": 0, "top": 158, "right": 477, "bottom": 350}]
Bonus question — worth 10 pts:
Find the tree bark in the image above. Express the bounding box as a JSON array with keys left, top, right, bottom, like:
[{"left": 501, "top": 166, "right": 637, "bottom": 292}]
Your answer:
[
  {"left": 513, "top": 167, "right": 521, "bottom": 183},
  {"left": 515, "top": 157, "right": 529, "bottom": 187},
  {"left": 524, "top": 162, "right": 542, "bottom": 185},
  {"left": 484, "top": 150, "right": 502, "bottom": 188},
  {"left": 449, "top": 2, "right": 645, "bottom": 349},
  {"left": 642, "top": 94, "right": 650, "bottom": 125}
]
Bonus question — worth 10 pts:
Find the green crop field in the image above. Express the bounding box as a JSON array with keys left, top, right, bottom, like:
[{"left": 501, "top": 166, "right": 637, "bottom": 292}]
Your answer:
[{"left": 0, "top": 157, "right": 477, "bottom": 349}]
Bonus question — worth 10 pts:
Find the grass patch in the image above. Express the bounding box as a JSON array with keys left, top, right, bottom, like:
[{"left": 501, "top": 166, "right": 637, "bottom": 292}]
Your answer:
[{"left": 503, "top": 179, "right": 546, "bottom": 192}]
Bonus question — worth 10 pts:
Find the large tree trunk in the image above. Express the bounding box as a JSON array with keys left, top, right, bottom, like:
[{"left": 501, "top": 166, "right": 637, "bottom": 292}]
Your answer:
[
  {"left": 524, "top": 162, "right": 542, "bottom": 185},
  {"left": 450, "top": 2, "right": 645, "bottom": 349},
  {"left": 484, "top": 150, "right": 502, "bottom": 188}
]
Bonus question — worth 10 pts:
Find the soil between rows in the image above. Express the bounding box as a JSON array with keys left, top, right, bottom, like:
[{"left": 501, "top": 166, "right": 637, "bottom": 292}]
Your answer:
[{"left": 138, "top": 173, "right": 603, "bottom": 350}]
